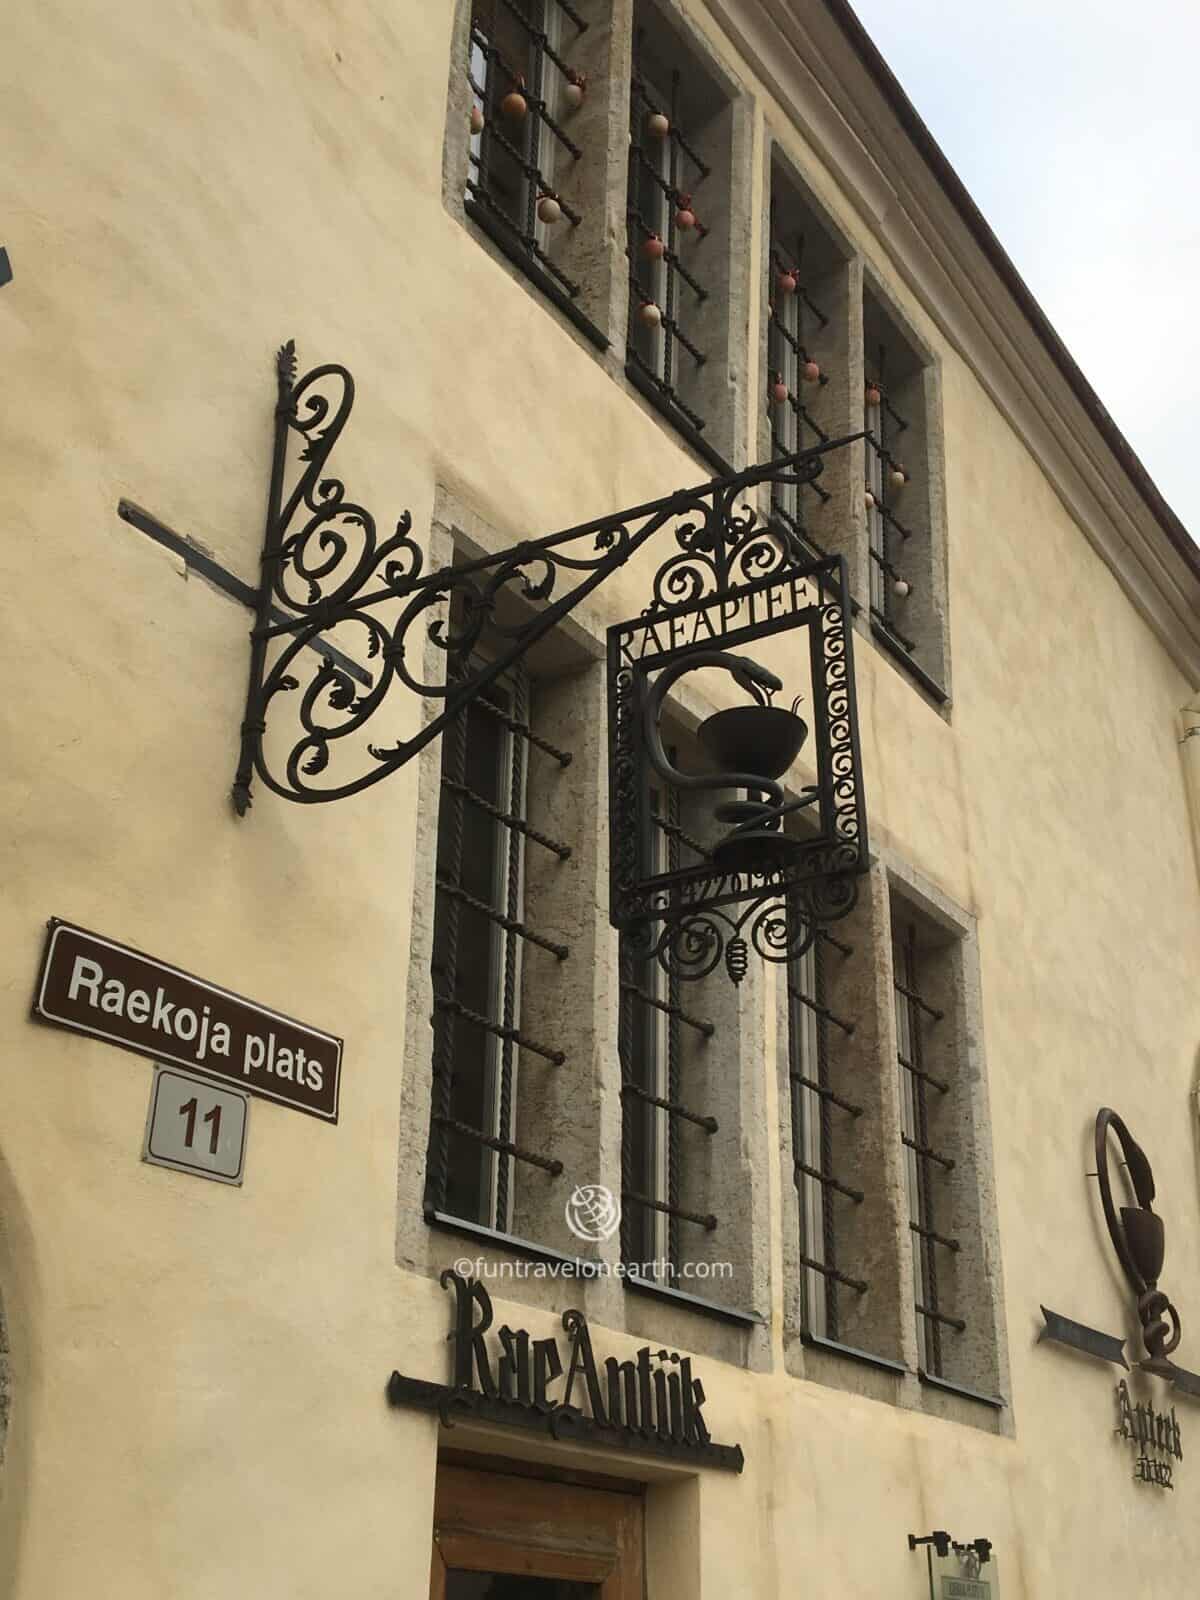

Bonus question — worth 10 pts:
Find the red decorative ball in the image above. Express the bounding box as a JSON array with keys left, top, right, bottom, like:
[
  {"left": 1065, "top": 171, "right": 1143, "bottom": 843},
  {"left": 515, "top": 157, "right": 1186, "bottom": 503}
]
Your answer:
[
  {"left": 647, "top": 111, "right": 670, "bottom": 138},
  {"left": 777, "top": 270, "right": 798, "bottom": 296},
  {"left": 501, "top": 90, "right": 527, "bottom": 120},
  {"left": 470, "top": 104, "right": 484, "bottom": 135},
  {"left": 675, "top": 196, "right": 696, "bottom": 230},
  {"left": 563, "top": 74, "right": 586, "bottom": 110},
  {"left": 643, "top": 233, "right": 666, "bottom": 260},
  {"left": 865, "top": 383, "right": 882, "bottom": 407},
  {"left": 771, "top": 378, "right": 789, "bottom": 404},
  {"left": 802, "top": 359, "right": 821, "bottom": 384}
]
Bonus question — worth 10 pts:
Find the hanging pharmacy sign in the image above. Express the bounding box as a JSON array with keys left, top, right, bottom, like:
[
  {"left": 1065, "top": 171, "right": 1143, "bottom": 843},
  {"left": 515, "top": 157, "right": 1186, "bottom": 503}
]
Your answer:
[{"left": 32, "top": 919, "right": 342, "bottom": 1122}]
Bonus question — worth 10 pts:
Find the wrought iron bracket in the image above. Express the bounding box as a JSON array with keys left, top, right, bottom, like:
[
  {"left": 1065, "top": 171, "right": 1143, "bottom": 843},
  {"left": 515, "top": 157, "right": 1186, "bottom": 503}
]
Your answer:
[{"left": 232, "top": 342, "right": 868, "bottom": 961}]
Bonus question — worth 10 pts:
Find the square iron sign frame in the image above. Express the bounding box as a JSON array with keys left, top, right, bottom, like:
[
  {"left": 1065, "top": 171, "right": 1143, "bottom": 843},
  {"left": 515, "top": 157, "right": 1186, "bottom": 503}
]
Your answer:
[{"left": 606, "top": 552, "right": 868, "bottom": 937}]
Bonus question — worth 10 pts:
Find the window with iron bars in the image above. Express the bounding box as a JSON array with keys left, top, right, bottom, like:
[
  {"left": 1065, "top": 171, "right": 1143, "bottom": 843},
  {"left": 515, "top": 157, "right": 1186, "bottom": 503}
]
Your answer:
[
  {"left": 766, "top": 212, "right": 833, "bottom": 560},
  {"left": 787, "top": 922, "right": 866, "bottom": 1343},
  {"left": 864, "top": 348, "right": 918, "bottom": 654},
  {"left": 466, "top": 0, "right": 588, "bottom": 306},
  {"left": 619, "top": 771, "right": 725, "bottom": 1286},
  {"left": 893, "top": 920, "right": 965, "bottom": 1379},
  {"left": 625, "top": 26, "right": 714, "bottom": 450},
  {"left": 861, "top": 283, "right": 948, "bottom": 701},
  {"left": 424, "top": 659, "right": 575, "bottom": 1233}
]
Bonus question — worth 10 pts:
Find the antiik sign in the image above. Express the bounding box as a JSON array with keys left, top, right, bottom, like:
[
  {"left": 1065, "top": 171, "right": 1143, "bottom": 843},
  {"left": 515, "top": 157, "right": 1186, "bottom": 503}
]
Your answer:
[{"left": 33, "top": 920, "right": 342, "bottom": 1122}]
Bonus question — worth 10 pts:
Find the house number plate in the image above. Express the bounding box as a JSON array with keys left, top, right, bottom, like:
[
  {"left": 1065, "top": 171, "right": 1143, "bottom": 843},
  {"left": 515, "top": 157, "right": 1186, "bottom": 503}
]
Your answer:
[{"left": 143, "top": 1065, "right": 248, "bottom": 1185}]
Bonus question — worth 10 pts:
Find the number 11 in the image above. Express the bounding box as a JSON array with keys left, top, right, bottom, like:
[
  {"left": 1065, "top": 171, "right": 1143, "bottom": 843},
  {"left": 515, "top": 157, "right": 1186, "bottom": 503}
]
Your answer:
[{"left": 179, "top": 1097, "right": 222, "bottom": 1155}]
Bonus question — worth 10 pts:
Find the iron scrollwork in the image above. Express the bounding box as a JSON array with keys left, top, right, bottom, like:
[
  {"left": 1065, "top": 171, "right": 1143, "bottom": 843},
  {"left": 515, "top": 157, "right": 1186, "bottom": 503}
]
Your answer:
[
  {"left": 233, "top": 341, "right": 854, "bottom": 816},
  {"left": 233, "top": 342, "right": 869, "bottom": 978}
]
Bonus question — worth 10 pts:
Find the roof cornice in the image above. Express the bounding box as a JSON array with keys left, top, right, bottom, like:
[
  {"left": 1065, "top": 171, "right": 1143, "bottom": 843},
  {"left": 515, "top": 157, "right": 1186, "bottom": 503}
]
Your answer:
[{"left": 705, "top": 0, "right": 1200, "bottom": 685}]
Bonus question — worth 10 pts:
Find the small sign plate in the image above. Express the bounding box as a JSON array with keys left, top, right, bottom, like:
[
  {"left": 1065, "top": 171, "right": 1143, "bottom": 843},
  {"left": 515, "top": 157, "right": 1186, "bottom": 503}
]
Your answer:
[
  {"left": 942, "top": 1580, "right": 990, "bottom": 1600},
  {"left": 143, "top": 1066, "right": 248, "bottom": 1185},
  {"left": 930, "top": 1549, "right": 998, "bottom": 1600}
]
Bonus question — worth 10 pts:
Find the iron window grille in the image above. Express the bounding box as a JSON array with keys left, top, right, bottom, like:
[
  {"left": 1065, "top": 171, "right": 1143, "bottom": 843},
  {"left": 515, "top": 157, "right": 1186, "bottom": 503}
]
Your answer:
[
  {"left": 865, "top": 347, "right": 918, "bottom": 654},
  {"left": 466, "top": 0, "right": 587, "bottom": 301},
  {"left": 787, "top": 920, "right": 863, "bottom": 1340},
  {"left": 894, "top": 921, "right": 963, "bottom": 1376},
  {"left": 626, "top": 35, "right": 711, "bottom": 436},
  {"left": 619, "top": 766, "right": 721, "bottom": 1276},
  {"left": 425, "top": 657, "right": 575, "bottom": 1232},
  {"left": 767, "top": 215, "right": 832, "bottom": 558}
]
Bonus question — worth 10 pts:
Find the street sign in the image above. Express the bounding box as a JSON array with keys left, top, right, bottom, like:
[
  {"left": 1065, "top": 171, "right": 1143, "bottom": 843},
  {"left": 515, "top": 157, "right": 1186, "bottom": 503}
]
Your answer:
[
  {"left": 33, "top": 919, "right": 342, "bottom": 1122},
  {"left": 143, "top": 1066, "right": 248, "bottom": 1185}
]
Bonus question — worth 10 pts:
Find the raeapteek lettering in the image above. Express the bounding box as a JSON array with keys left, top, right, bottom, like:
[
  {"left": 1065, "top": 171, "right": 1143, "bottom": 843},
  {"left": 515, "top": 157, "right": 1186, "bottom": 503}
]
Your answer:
[{"left": 1116, "top": 1378, "right": 1181, "bottom": 1490}]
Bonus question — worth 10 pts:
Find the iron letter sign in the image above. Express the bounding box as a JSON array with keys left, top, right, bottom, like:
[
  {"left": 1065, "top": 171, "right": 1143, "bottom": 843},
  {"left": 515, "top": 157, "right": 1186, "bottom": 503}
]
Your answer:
[
  {"left": 32, "top": 920, "right": 342, "bottom": 1122},
  {"left": 387, "top": 1270, "right": 744, "bottom": 1471},
  {"left": 1115, "top": 1378, "right": 1182, "bottom": 1490}
]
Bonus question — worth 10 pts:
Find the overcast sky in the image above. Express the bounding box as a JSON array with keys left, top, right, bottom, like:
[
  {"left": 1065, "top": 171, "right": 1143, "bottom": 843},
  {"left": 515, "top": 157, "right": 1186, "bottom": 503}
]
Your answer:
[{"left": 848, "top": 0, "right": 1198, "bottom": 536}]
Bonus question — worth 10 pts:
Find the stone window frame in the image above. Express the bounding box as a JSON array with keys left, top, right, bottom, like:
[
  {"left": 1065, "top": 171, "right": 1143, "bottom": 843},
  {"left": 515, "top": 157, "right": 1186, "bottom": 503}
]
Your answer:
[
  {"left": 622, "top": 0, "right": 754, "bottom": 472},
  {"left": 444, "top": 0, "right": 626, "bottom": 353},
  {"left": 756, "top": 128, "right": 954, "bottom": 713},
  {"left": 616, "top": 712, "right": 768, "bottom": 1318},
  {"left": 860, "top": 265, "right": 953, "bottom": 707},
  {"left": 775, "top": 855, "right": 1011, "bottom": 1433},
  {"left": 755, "top": 141, "right": 865, "bottom": 601},
  {"left": 422, "top": 645, "right": 564, "bottom": 1238},
  {"left": 442, "top": 0, "right": 755, "bottom": 477},
  {"left": 397, "top": 488, "right": 775, "bottom": 1371}
]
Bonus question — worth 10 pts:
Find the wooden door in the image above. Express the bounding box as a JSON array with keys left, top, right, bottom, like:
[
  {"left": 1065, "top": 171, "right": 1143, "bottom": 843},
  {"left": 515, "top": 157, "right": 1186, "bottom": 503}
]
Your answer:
[{"left": 430, "top": 1461, "right": 644, "bottom": 1600}]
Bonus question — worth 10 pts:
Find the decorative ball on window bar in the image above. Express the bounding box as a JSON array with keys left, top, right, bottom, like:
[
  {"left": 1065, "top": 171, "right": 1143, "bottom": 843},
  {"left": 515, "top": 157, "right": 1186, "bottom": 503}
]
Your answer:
[
  {"left": 501, "top": 79, "right": 528, "bottom": 120},
  {"left": 563, "top": 69, "right": 587, "bottom": 110},
  {"left": 643, "top": 231, "right": 666, "bottom": 260},
  {"left": 675, "top": 194, "right": 697, "bottom": 230},
  {"left": 647, "top": 110, "right": 670, "bottom": 138},
  {"left": 889, "top": 465, "right": 908, "bottom": 488},
  {"left": 537, "top": 193, "right": 563, "bottom": 224},
  {"left": 470, "top": 103, "right": 484, "bottom": 135},
  {"left": 802, "top": 359, "right": 821, "bottom": 384},
  {"left": 777, "top": 269, "right": 798, "bottom": 296},
  {"left": 639, "top": 300, "right": 663, "bottom": 327},
  {"left": 865, "top": 383, "right": 882, "bottom": 407},
  {"left": 864, "top": 488, "right": 876, "bottom": 508},
  {"left": 771, "top": 374, "right": 789, "bottom": 404},
  {"left": 893, "top": 577, "right": 912, "bottom": 598}
]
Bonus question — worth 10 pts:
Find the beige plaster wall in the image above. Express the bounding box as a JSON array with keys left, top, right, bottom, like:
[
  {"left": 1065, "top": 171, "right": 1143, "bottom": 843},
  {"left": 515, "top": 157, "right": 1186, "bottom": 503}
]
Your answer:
[{"left": 1, "top": 1, "right": 1198, "bottom": 1596}]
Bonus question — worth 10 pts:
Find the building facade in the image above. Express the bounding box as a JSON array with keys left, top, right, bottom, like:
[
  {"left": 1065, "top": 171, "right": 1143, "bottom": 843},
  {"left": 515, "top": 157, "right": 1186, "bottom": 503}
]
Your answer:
[{"left": 4, "top": 1, "right": 1200, "bottom": 1595}]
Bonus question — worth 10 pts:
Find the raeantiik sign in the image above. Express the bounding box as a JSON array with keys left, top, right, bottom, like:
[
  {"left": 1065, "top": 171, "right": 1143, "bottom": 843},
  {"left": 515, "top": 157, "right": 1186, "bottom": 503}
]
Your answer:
[{"left": 386, "top": 1270, "right": 744, "bottom": 1472}]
